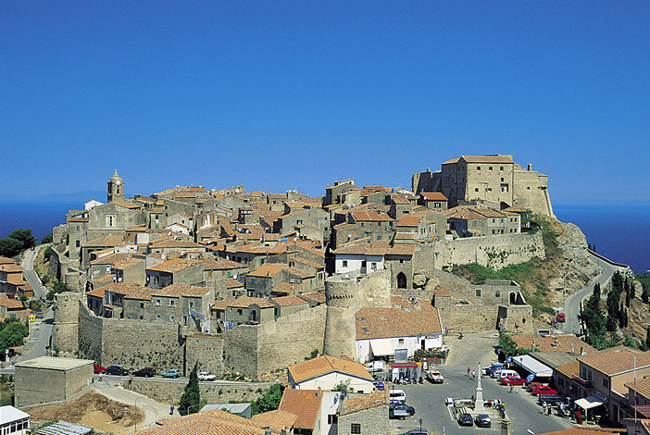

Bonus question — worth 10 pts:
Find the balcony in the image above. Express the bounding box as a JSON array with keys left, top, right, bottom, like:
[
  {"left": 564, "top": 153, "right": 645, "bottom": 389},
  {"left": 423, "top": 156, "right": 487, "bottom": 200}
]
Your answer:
[{"left": 571, "top": 373, "right": 594, "bottom": 388}]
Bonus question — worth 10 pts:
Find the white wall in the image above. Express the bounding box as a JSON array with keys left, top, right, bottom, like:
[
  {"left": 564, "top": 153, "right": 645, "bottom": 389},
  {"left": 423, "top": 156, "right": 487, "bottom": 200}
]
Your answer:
[{"left": 297, "top": 372, "right": 374, "bottom": 394}]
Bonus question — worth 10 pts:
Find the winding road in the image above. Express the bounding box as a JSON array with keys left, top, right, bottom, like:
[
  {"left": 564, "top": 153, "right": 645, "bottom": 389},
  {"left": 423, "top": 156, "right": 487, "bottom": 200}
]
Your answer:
[{"left": 563, "top": 251, "right": 629, "bottom": 335}]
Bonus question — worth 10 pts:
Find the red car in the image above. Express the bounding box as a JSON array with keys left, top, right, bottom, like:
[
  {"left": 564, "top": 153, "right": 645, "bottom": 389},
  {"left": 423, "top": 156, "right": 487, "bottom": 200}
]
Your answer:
[
  {"left": 94, "top": 365, "right": 106, "bottom": 374},
  {"left": 557, "top": 313, "right": 566, "bottom": 322},
  {"left": 502, "top": 376, "right": 527, "bottom": 386},
  {"left": 533, "top": 385, "right": 558, "bottom": 396}
]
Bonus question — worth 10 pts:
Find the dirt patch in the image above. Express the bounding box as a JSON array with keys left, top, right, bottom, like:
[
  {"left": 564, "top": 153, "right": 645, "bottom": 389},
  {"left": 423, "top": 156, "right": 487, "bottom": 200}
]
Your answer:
[{"left": 29, "top": 391, "right": 144, "bottom": 433}]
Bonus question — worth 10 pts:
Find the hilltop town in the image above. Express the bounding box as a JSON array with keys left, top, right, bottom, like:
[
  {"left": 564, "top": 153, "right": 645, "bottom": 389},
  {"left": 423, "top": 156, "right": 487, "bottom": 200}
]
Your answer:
[{"left": 7, "top": 153, "right": 648, "bottom": 434}]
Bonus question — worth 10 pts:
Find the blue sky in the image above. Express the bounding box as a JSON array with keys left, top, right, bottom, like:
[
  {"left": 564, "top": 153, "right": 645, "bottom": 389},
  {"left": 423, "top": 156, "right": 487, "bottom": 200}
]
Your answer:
[{"left": 2, "top": 1, "right": 648, "bottom": 204}]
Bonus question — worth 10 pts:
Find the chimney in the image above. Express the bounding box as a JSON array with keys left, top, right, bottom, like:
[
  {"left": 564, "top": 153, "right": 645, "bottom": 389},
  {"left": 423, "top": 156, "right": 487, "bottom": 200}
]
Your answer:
[
  {"left": 580, "top": 346, "right": 584, "bottom": 355},
  {"left": 527, "top": 164, "right": 532, "bottom": 171}
]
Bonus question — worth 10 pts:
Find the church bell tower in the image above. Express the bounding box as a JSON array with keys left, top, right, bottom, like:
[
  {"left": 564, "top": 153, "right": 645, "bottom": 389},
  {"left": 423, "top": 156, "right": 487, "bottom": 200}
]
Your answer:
[{"left": 107, "top": 170, "right": 125, "bottom": 203}]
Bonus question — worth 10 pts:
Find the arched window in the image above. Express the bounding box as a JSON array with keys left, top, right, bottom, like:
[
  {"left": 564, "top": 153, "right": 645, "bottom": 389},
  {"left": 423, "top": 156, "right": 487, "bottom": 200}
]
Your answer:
[{"left": 396, "top": 272, "right": 407, "bottom": 289}]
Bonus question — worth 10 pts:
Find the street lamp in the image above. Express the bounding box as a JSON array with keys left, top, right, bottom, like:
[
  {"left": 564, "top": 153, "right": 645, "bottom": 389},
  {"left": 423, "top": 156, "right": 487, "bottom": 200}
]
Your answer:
[
  {"left": 134, "top": 396, "right": 144, "bottom": 433},
  {"left": 419, "top": 417, "right": 422, "bottom": 432}
]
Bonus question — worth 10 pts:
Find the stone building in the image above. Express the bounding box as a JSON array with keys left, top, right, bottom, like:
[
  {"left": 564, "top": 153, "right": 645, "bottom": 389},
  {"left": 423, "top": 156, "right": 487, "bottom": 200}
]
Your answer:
[
  {"left": 337, "top": 390, "right": 390, "bottom": 435},
  {"left": 145, "top": 257, "right": 204, "bottom": 290},
  {"left": 107, "top": 170, "right": 124, "bottom": 203},
  {"left": 411, "top": 154, "right": 554, "bottom": 217}
]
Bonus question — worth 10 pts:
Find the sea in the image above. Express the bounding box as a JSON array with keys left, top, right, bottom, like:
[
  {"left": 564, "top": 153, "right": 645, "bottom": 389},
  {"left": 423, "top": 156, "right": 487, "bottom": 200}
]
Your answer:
[{"left": 0, "top": 200, "right": 648, "bottom": 273}]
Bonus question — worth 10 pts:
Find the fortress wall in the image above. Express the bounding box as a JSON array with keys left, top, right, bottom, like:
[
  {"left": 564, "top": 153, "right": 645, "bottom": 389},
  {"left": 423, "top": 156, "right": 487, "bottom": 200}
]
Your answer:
[
  {"left": 186, "top": 335, "right": 223, "bottom": 376},
  {"left": 448, "top": 305, "right": 499, "bottom": 333},
  {"left": 223, "top": 305, "right": 327, "bottom": 381},
  {"left": 434, "top": 231, "right": 545, "bottom": 271},
  {"left": 500, "top": 305, "right": 535, "bottom": 335},
  {"left": 52, "top": 292, "right": 82, "bottom": 354},
  {"left": 323, "top": 273, "right": 363, "bottom": 360},
  {"left": 513, "top": 169, "right": 554, "bottom": 217},
  {"left": 361, "top": 268, "right": 392, "bottom": 307},
  {"left": 124, "top": 379, "right": 274, "bottom": 405}
]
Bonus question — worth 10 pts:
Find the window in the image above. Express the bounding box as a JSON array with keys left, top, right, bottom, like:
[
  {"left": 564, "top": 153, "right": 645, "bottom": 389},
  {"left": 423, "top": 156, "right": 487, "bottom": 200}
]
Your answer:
[
  {"left": 477, "top": 166, "right": 481, "bottom": 170},
  {"left": 476, "top": 289, "right": 482, "bottom": 297},
  {"left": 495, "top": 291, "right": 500, "bottom": 297},
  {"left": 500, "top": 166, "right": 504, "bottom": 171},
  {"left": 489, "top": 166, "right": 493, "bottom": 171},
  {"left": 183, "top": 315, "right": 187, "bottom": 323},
  {"left": 328, "top": 414, "right": 338, "bottom": 424},
  {"left": 170, "top": 316, "right": 175, "bottom": 322},
  {"left": 76, "top": 240, "right": 80, "bottom": 247},
  {"left": 170, "top": 300, "right": 175, "bottom": 306},
  {"left": 155, "top": 299, "right": 161, "bottom": 306},
  {"left": 105, "top": 215, "right": 116, "bottom": 227},
  {"left": 603, "top": 379, "right": 609, "bottom": 388},
  {"left": 342, "top": 260, "right": 348, "bottom": 268},
  {"left": 475, "top": 188, "right": 479, "bottom": 192},
  {"left": 237, "top": 309, "right": 243, "bottom": 316},
  {"left": 189, "top": 301, "right": 194, "bottom": 308},
  {"left": 377, "top": 235, "right": 382, "bottom": 240},
  {"left": 351, "top": 423, "right": 361, "bottom": 434},
  {"left": 156, "top": 315, "right": 161, "bottom": 321},
  {"left": 140, "top": 302, "right": 144, "bottom": 308},
  {"left": 398, "top": 338, "right": 404, "bottom": 346}
]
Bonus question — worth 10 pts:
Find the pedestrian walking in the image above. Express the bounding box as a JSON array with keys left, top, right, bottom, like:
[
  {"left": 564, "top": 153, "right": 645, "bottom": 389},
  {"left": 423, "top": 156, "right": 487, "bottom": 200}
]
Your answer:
[
  {"left": 129, "top": 374, "right": 133, "bottom": 385},
  {"left": 472, "top": 370, "right": 476, "bottom": 380},
  {"left": 509, "top": 384, "right": 514, "bottom": 393},
  {"left": 99, "top": 372, "right": 103, "bottom": 382},
  {"left": 467, "top": 367, "right": 471, "bottom": 377},
  {"left": 170, "top": 405, "right": 175, "bottom": 415}
]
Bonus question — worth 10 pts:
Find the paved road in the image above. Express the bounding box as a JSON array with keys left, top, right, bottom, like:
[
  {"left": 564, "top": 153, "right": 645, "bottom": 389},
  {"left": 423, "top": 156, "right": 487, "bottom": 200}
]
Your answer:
[
  {"left": 563, "top": 252, "right": 629, "bottom": 335},
  {"left": 388, "top": 332, "right": 574, "bottom": 435},
  {"left": 21, "top": 246, "right": 49, "bottom": 300}
]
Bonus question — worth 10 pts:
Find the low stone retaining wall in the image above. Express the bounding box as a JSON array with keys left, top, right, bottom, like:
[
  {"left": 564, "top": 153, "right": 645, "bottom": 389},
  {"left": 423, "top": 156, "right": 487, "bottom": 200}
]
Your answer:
[{"left": 122, "top": 379, "right": 277, "bottom": 406}]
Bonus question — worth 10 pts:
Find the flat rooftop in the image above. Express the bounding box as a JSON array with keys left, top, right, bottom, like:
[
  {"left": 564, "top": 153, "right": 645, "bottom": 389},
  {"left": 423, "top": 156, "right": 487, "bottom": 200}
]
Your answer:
[{"left": 15, "top": 356, "right": 93, "bottom": 371}]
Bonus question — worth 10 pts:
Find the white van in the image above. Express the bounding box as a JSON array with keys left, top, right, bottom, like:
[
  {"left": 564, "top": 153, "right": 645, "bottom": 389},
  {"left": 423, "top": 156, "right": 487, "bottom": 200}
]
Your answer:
[
  {"left": 389, "top": 389, "right": 407, "bottom": 403},
  {"left": 497, "top": 370, "right": 520, "bottom": 381}
]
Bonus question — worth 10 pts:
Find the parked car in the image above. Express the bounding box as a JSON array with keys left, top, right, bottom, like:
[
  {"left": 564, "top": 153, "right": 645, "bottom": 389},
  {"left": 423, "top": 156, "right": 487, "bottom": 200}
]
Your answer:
[
  {"left": 373, "top": 381, "right": 386, "bottom": 391},
  {"left": 403, "top": 431, "right": 430, "bottom": 435},
  {"left": 198, "top": 372, "right": 216, "bottom": 381},
  {"left": 426, "top": 370, "right": 444, "bottom": 383},
  {"left": 94, "top": 365, "right": 106, "bottom": 374},
  {"left": 162, "top": 369, "right": 181, "bottom": 378},
  {"left": 133, "top": 368, "right": 156, "bottom": 377},
  {"left": 105, "top": 364, "right": 130, "bottom": 376},
  {"left": 486, "top": 363, "right": 505, "bottom": 377},
  {"left": 475, "top": 414, "right": 491, "bottom": 428},
  {"left": 502, "top": 376, "right": 526, "bottom": 386},
  {"left": 538, "top": 394, "right": 571, "bottom": 407},
  {"left": 533, "top": 385, "right": 558, "bottom": 396},
  {"left": 365, "top": 360, "right": 387, "bottom": 372},
  {"left": 444, "top": 397, "right": 454, "bottom": 406},
  {"left": 389, "top": 404, "right": 412, "bottom": 420},
  {"left": 557, "top": 313, "right": 566, "bottom": 322},
  {"left": 527, "top": 381, "right": 547, "bottom": 392},
  {"left": 458, "top": 413, "right": 473, "bottom": 426}
]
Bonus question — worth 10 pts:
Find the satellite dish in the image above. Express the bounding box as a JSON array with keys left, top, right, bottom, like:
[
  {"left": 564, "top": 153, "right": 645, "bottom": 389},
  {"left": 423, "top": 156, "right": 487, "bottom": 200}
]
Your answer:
[{"left": 234, "top": 275, "right": 238, "bottom": 280}]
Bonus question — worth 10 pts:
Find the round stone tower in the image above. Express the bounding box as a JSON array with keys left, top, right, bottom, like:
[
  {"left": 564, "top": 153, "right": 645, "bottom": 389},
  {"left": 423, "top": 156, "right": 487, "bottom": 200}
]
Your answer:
[
  {"left": 107, "top": 169, "right": 124, "bottom": 203},
  {"left": 323, "top": 272, "right": 362, "bottom": 360}
]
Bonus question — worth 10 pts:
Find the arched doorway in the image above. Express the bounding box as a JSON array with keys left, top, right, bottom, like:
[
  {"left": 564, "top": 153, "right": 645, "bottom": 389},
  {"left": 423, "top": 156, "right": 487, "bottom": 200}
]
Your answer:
[
  {"left": 397, "top": 272, "right": 407, "bottom": 289},
  {"left": 509, "top": 292, "right": 516, "bottom": 304}
]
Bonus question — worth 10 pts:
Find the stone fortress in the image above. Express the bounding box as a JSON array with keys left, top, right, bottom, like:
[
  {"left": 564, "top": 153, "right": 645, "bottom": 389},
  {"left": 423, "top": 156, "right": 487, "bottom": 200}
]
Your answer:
[{"left": 50, "top": 155, "right": 549, "bottom": 380}]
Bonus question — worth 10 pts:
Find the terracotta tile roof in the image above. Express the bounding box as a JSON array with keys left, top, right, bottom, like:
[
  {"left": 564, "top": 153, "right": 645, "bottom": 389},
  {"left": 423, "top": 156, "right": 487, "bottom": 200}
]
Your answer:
[
  {"left": 152, "top": 283, "right": 212, "bottom": 298},
  {"left": 82, "top": 235, "right": 125, "bottom": 248},
  {"left": 292, "top": 257, "right": 324, "bottom": 270},
  {"left": 394, "top": 232, "right": 416, "bottom": 240},
  {"left": 627, "top": 378, "right": 650, "bottom": 401},
  {"left": 91, "top": 274, "right": 114, "bottom": 287},
  {"left": 112, "top": 200, "right": 141, "bottom": 209},
  {"left": 332, "top": 240, "right": 388, "bottom": 256},
  {"left": 475, "top": 208, "right": 507, "bottom": 218},
  {"left": 510, "top": 335, "right": 597, "bottom": 354},
  {"left": 123, "top": 287, "right": 159, "bottom": 301},
  {"left": 138, "top": 408, "right": 266, "bottom": 435},
  {"left": 98, "top": 282, "right": 142, "bottom": 296},
  {"left": 0, "top": 294, "right": 23, "bottom": 310},
  {"left": 355, "top": 296, "right": 442, "bottom": 339},
  {"left": 211, "top": 300, "right": 229, "bottom": 310},
  {"left": 90, "top": 253, "right": 130, "bottom": 266},
  {"left": 443, "top": 155, "right": 514, "bottom": 165},
  {"left": 247, "top": 264, "right": 286, "bottom": 278},
  {"left": 86, "top": 287, "right": 106, "bottom": 298},
  {"left": 227, "top": 278, "right": 244, "bottom": 288},
  {"left": 420, "top": 192, "right": 448, "bottom": 201},
  {"left": 203, "top": 258, "right": 247, "bottom": 271},
  {"left": 341, "top": 390, "right": 389, "bottom": 415},
  {"left": 0, "top": 264, "right": 22, "bottom": 273},
  {"left": 228, "top": 296, "right": 273, "bottom": 309},
  {"left": 271, "top": 282, "right": 292, "bottom": 295},
  {"left": 555, "top": 360, "right": 581, "bottom": 379},
  {"left": 148, "top": 238, "right": 203, "bottom": 249},
  {"left": 351, "top": 211, "right": 394, "bottom": 222},
  {"left": 278, "top": 389, "right": 325, "bottom": 430},
  {"left": 114, "top": 258, "right": 144, "bottom": 270},
  {"left": 288, "top": 355, "right": 373, "bottom": 385},
  {"left": 272, "top": 295, "right": 309, "bottom": 307},
  {"left": 147, "top": 258, "right": 203, "bottom": 273},
  {"left": 387, "top": 245, "right": 416, "bottom": 256},
  {"left": 0, "top": 256, "right": 15, "bottom": 265},
  {"left": 284, "top": 267, "right": 314, "bottom": 279},
  {"left": 448, "top": 209, "right": 488, "bottom": 220},
  {"left": 250, "top": 409, "right": 297, "bottom": 433},
  {"left": 298, "top": 291, "right": 326, "bottom": 304},
  {"left": 578, "top": 346, "right": 650, "bottom": 376},
  {"left": 395, "top": 215, "right": 423, "bottom": 227},
  {"left": 151, "top": 207, "right": 166, "bottom": 214}
]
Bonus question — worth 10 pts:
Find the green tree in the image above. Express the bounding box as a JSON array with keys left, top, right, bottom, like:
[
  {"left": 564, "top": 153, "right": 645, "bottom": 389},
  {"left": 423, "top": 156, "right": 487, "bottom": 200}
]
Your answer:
[
  {"left": 8, "top": 229, "right": 37, "bottom": 251},
  {"left": 178, "top": 362, "right": 201, "bottom": 416},
  {"left": 252, "top": 383, "right": 283, "bottom": 415},
  {"left": 47, "top": 280, "right": 70, "bottom": 301},
  {"left": 580, "top": 283, "right": 607, "bottom": 346},
  {"left": 41, "top": 233, "right": 53, "bottom": 244},
  {"left": 0, "top": 238, "right": 22, "bottom": 257},
  {"left": 333, "top": 379, "right": 353, "bottom": 392}
]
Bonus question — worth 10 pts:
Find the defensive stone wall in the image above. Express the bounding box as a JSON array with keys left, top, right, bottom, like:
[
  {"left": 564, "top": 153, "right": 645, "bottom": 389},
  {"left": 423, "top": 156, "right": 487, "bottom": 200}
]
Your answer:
[
  {"left": 448, "top": 304, "right": 500, "bottom": 333},
  {"left": 123, "top": 379, "right": 275, "bottom": 405},
  {"left": 52, "top": 292, "right": 82, "bottom": 354},
  {"left": 77, "top": 302, "right": 223, "bottom": 375},
  {"left": 224, "top": 305, "right": 327, "bottom": 380},
  {"left": 433, "top": 231, "right": 545, "bottom": 271}
]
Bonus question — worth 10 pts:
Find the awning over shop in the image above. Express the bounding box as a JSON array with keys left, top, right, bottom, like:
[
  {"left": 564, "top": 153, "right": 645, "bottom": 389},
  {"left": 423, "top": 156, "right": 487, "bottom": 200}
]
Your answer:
[
  {"left": 370, "top": 340, "right": 393, "bottom": 357},
  {"left": 512, "top": 355, "right": 553, "bottom": 377},
  {"left": 575, "top": 395, "right": 605, "bottom": 410}
]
